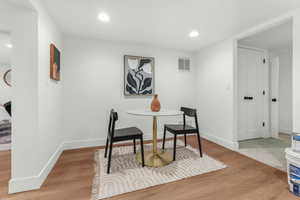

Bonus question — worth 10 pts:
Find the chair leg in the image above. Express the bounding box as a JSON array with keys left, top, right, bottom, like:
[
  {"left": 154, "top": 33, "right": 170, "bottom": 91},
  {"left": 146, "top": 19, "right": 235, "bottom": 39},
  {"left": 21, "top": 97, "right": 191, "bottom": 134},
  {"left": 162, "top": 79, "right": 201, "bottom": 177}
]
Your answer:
[
  {"left": 133, "top": 138, "right": 136, "bottom": 154},
  {"left": 107, "top": 140, "right": 113, "bottom": 174},
  {"left": 140, "top": 137, "right": 145, "bottom": 167},
  {"left": 104, "top": 137, "right": 109, "bottom": 158},
  {"left": 173, "top": 134, "right": 177, "bottom": 161},
  {"left": 196, "top": 132, "right": 203, "bottom": 157},
  {"left": 162, "top": 126, "right": 166, "bottom": 150},
  {"left": 184, "top": 134, "right": 187, "bottom": 147}
]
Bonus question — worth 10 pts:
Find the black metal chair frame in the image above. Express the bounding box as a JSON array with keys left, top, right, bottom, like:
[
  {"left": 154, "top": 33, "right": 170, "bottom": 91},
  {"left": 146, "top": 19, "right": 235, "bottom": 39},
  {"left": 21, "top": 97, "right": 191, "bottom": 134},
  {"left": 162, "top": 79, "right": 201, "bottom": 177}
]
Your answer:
[
  {"left": 104, "top": 109, "right": 145, "bottom": 174},
  {"left": 162, "top": 107, "right": 203, "bottom": 161}
]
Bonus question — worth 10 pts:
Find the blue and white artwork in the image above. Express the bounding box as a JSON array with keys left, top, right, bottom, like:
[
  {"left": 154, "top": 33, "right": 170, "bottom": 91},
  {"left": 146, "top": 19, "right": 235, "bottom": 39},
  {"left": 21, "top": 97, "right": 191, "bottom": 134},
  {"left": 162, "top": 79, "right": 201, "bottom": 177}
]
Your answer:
[{"left": 124, "top": 55, "right": 154, "bottom": 96}]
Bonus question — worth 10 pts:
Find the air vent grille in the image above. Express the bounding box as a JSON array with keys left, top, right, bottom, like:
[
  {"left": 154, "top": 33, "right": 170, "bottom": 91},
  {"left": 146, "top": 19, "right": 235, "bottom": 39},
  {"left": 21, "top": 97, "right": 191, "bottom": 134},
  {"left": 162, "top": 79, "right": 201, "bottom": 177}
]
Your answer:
[{"left": 178, "top": 58, "right": 190, "bottom": 71}]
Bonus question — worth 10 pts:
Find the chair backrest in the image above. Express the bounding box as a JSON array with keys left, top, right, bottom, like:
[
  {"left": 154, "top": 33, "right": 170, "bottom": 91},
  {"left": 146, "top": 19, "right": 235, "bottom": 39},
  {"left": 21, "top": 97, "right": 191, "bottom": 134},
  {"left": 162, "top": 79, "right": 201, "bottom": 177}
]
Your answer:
[
  {"left": 108, "top": 109, "right": 118, "bottom": 138},
  {"left": 4, "top": 101, "right": 11, "bottom": 116},
  {"left": 180, "top": 107, "right": 199, "bottom": 129}
]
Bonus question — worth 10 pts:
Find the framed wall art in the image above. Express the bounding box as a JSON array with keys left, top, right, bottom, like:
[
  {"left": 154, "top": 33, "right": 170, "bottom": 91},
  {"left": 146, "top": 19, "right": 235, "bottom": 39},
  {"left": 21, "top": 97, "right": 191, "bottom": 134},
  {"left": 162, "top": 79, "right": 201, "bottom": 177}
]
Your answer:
[
  {"left": 50, "top": 43, "right": 61, "bottom": 81},
  {"left": 124, "top": 55, "right": 154, "bottom": 96}
]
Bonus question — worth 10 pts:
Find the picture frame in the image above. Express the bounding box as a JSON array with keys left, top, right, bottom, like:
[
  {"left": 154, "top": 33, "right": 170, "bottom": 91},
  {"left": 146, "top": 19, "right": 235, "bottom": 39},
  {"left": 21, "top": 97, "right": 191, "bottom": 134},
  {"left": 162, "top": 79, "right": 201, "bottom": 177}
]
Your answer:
[
  {"left": 124, "top": 55, "right": 155, "bottom": 96},
  {"left": 3, "top": 69, "right": 11, "bottom": 87},
  {"left": 50, "top": 43, "right": 61, "bottom": 81}
]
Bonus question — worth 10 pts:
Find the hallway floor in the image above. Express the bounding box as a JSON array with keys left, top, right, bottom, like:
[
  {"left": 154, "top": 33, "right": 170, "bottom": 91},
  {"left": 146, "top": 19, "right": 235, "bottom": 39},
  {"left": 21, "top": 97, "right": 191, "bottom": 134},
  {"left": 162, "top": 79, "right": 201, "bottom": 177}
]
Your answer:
[{"left": 238, "top": 134, "right": 291, "bottom": 171}]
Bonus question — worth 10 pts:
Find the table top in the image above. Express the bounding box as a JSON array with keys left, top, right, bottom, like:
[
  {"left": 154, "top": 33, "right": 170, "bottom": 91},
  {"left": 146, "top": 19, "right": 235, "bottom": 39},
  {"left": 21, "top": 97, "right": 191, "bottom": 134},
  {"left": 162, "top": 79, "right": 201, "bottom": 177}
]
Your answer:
[{"left": 127, "top": 109, "right": 183, "bottom": 116}]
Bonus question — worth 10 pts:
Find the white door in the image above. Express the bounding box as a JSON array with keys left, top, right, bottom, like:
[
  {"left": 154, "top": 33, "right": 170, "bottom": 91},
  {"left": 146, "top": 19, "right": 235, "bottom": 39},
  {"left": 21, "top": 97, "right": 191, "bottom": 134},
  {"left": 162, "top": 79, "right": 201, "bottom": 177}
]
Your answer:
[
  {"left": 270, "top": 57, "right": 279, "bottom": 138},
  {"left": 238, "top": 47, "right": 268, "bottom": 141}
]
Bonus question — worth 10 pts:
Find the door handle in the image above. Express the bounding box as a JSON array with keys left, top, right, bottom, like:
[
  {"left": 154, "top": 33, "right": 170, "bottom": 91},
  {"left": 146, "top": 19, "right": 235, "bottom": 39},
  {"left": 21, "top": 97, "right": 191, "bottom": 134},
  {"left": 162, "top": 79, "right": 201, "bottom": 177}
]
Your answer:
[
  {"left": 244, "top": 96, "right": 254, "bottom": 100},
  {"left": 272, "top": 98, "right": 277, "bottom": 102}
]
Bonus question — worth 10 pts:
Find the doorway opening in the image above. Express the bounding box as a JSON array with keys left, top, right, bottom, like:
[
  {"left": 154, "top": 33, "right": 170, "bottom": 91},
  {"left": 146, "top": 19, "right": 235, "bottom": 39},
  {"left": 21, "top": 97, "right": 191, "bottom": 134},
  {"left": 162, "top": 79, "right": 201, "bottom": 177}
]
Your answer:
[
  {"left": 236, "top": 19, "right": 293, "bottom": 170},
  {"left": 0, "top": 31, "right": 12, "bottom": 151}
]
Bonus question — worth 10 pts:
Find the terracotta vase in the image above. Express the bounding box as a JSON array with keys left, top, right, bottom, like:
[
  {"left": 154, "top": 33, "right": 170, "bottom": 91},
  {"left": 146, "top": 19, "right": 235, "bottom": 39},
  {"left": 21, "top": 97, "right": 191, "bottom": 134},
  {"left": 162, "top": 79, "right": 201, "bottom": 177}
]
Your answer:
[{"left": 151, "top": 94, "right": 161, "bottom": 112}]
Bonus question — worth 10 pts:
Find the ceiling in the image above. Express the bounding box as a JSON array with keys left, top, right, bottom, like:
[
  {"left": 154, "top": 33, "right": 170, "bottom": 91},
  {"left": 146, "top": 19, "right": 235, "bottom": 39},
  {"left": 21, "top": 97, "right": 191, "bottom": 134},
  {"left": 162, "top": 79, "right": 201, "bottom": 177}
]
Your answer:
[
  {"left": 8, "top": 0, "right": 31, "bottom": 7},
  {"left": 40, "top": 0, "right": 300, "bottom": 51},
  {"left": 0, "top": 32, "right": 11, "bottom": 64},
  {"left": 238, "top": 20, "right": 293, "bottom": 50}
]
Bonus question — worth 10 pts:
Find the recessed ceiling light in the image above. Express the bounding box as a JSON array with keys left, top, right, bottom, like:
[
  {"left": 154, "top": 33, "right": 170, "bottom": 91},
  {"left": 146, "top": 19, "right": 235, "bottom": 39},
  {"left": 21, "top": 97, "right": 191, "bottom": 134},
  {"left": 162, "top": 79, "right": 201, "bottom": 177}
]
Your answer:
[
  {"left": 189, "top": 30, "right": 199, "bottom": 38},
  {"left": 98, "top": 12, "right": 110, "bottom": 23},
  {"left": 5, "top": 43, "right": 13, "bottom": 48}
]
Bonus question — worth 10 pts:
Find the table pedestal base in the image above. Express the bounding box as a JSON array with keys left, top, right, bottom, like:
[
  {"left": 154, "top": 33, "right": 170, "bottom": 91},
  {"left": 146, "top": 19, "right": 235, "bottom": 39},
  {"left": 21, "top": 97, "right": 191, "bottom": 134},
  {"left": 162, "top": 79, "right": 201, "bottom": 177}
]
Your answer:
[{"left": 136, "top": 150, "right": 173, "bottom": 167}]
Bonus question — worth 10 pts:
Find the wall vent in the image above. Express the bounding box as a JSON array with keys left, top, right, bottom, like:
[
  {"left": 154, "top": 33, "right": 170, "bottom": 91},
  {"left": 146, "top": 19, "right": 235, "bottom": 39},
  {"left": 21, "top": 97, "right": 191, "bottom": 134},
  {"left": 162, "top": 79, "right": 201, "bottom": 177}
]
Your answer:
[{"left": 178, "top": 58, "right": 190, "bottom": 71}]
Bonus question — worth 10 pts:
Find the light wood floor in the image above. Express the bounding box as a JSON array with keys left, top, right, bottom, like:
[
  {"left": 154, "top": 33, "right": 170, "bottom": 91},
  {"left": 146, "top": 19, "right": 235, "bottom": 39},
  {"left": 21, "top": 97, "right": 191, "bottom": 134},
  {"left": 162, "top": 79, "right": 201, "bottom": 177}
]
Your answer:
[{"left": 0, "top": 136, "right": 297, "bottom": 200}]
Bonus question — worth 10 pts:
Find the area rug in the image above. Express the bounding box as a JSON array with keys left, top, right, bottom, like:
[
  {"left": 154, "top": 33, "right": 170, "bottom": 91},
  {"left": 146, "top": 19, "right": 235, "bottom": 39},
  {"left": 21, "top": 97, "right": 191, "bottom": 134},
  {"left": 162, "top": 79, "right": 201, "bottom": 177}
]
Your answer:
[
  {"left": 92, "top": 140, "right": 227, "bottom": 200},
  {"left": 0, "top": 120, "right": 11, "bottom": 144}
]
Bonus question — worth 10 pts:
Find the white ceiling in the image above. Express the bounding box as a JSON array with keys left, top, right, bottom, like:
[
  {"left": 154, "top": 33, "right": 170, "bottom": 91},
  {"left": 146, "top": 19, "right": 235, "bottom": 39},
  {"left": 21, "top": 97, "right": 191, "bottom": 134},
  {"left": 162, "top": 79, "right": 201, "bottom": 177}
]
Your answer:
[
  {"left": 7, "top": 0, "right": 33, "bottom": 9},
  {"left": 238, "top": 20, "right": 293, "bottom": 50},
  {"left": 0, "top": 32, "right": 11, "bottom": 64},
  {"left": 41, "top": 0, "right": 300, "bottom": 51}
]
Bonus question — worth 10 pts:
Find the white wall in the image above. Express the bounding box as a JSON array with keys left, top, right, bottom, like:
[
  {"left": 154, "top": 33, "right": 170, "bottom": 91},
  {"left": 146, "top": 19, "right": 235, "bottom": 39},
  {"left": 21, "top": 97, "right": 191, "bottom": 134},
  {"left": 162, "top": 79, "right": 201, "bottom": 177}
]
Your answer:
[
  {"left": 62, "top": 37, "right": 197, "bottom": 145},
  {"left": 195, "top": 39, "right": 237, "bottom": 149},
  {"left": 293, "top": 10, "right": 300, "bottom": 134},
  {"left": 0, "top": 64, "right": 11, "bottom": 105},
  {"left": 32, "top": 0, "right": 64, "bottom": 183},
  {"left": 0, "top": 1, "right": 39, "bottom": 192},
  {"left": 0, "top": 0, "right": 64, "bottom": 193},
  {"left": 270, "top": 49, "right": 293, "bottom": 134}
]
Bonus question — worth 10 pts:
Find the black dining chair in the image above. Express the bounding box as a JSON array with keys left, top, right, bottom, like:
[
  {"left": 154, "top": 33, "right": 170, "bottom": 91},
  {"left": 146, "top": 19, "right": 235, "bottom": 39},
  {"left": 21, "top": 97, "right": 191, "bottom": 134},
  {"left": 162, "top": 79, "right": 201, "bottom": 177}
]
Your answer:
[
  {"left": 162, "top": 107, "right": 203, "bottom": 161},
  {"left": 4, "top": 101, "right": 11, "bottom": 116},
  {"left": 104, "top": 109, "right": 145, "bottom": 174}
]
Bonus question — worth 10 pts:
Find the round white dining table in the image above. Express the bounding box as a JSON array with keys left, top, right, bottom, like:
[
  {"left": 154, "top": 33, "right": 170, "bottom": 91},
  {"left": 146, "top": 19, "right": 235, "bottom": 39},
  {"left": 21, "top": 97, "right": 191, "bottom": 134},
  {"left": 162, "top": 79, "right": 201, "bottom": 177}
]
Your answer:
[{"left": 127, "top": 109, "right": 183, "bottom": 167}]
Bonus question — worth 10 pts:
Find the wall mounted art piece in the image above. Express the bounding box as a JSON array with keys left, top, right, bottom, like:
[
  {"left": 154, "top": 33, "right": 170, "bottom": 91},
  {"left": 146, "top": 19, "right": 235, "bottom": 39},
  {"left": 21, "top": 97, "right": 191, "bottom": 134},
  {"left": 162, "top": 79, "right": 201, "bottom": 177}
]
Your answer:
[
  {"left": 50, "top": 43, "right": 61, "bottom": 81},
  {"left": 3, "top": 69, "right": 11, "bottom": 87},
  {"left": 124, "top": 55, "right": 154, "bottom": 96}
]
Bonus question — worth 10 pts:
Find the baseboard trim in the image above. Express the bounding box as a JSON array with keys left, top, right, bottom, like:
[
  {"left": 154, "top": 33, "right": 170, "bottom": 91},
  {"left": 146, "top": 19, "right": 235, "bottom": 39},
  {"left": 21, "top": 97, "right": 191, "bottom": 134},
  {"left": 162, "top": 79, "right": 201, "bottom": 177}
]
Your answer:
[
  {"left": 201, "top": 132, "right": 238, "bottom": 151},
  {"left": 9, "top": 143, "right": 64, "bottom": 194},
  {"left": 63, "top": 139, "right": 105, "bottom": 150},
  {"left": 63, "top": 132, "right": 164, "bottom": 150},
  {"left": 8, "top": 176, "right": 40, "bottom": 194},
  {"left": 279, "top": 129, "right": 293, "bottom": 135}
]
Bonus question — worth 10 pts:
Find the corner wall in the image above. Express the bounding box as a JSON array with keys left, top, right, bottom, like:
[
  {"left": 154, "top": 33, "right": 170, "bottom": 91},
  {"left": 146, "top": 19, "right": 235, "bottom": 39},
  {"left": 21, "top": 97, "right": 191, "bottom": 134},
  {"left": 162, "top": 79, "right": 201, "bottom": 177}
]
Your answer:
[
  {"left": 4, "top": 0, "right": 64, "bottom": 193},
  {"left": 195, "top": 39, "right": 238, "bottom": 150},
  {"left": 0, "top": 1, "right": 39, "bottom": 193},
  {"left": 34, "top": 0, "right": 64, "bottom": 185}
]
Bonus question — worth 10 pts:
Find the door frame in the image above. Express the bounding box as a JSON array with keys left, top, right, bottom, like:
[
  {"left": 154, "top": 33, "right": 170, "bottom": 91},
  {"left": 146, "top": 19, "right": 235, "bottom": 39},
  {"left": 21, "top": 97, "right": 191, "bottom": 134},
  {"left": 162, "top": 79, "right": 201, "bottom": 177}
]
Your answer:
[
  {"left": 237, "top": 45, "right": 270, "bottom": 141},
  {"left": 270, "top": 56, "right": 280, "bottom": 138},
  {"left": 232, "top": 14, "right": 294, "bottom": 148}
]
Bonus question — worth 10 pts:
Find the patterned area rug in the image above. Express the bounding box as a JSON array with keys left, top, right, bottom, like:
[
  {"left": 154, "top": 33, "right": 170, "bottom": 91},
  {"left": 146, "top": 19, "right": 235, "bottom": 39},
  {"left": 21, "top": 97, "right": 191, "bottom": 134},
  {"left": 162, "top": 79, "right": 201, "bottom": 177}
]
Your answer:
[
  {"left": 92, "top": 140, "right": 227, "bottom": 200},
  {"left": 0, "top": 120, "right": 11, "bottom": 144}
]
